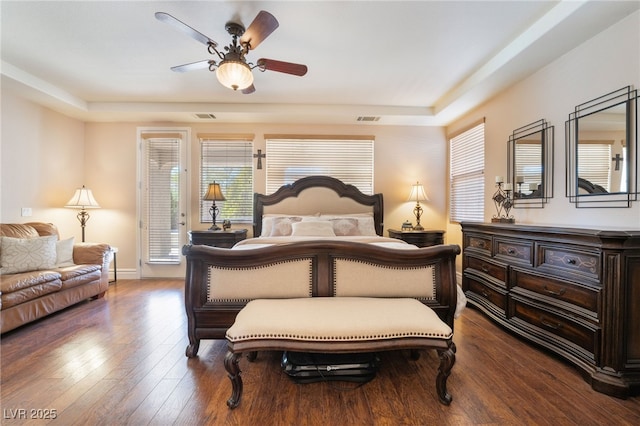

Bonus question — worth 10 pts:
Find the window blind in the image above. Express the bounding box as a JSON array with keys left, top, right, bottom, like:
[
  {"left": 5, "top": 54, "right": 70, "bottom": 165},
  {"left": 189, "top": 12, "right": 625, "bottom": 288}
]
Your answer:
[
  {"left": 450, "top": 122, "right": 485, "bottom": 222},
  {"left": 514, "top": 142, "right": 542, "bottom": 187},
  {"left": 143, "top": 137, "right": 181, "bottom": 263},
  {"left": 578, "top": 142, "right": 612, "bottom": 191},
  {"left": 265, "top": 138, "right": 374, "bottom": 194},
  {"left": 200, "top": 139, "right": 253, "bottom": 223}
]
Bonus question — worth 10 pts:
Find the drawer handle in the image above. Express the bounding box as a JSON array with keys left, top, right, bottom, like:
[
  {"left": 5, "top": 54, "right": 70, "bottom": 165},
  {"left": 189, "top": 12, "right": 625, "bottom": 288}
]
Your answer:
[
  {"left": 481, "top": 264, "right": 490, "bottom": 273},
  {"left": 507, "top": 248, "right": 516, "bottom": 255},
  {"left": 481, "top": 290, "right": 490, "bottom": 298},
  {"left": 540, "top": 317, "right": 562, "bottom": 330},
  {"left": 566, "top": 258, "right": 577, "bottom": 265},
  {"left": 477, "top": 241, "right": 486, "bottom": 248},
  {"left": 543, "top": 285, "right": 566, "bottom": 297}
]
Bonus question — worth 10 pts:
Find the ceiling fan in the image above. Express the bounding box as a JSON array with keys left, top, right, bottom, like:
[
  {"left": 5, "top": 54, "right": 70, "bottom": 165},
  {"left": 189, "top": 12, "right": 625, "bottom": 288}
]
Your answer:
[{"left": 155, "top": 10, "right": 308, "bottom": 94}]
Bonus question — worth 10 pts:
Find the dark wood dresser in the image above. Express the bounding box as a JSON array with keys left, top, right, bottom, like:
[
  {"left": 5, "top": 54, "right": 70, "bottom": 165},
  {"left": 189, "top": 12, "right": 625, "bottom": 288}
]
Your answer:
[{"left": 461, "top": 222, "right": 640, "bottom": 398}]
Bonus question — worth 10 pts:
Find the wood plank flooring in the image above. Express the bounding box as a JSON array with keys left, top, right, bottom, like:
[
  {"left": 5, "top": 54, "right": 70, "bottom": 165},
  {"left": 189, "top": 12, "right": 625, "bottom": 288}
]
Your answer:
[{"left": 2, "top": 279, "right": 639, "bottom": 425}]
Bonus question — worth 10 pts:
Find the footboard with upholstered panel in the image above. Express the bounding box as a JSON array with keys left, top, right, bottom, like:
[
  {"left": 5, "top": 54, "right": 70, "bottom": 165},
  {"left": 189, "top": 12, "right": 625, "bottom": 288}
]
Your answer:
[{"left": 182, "top": 241, "right": 460, "bottom": 357}]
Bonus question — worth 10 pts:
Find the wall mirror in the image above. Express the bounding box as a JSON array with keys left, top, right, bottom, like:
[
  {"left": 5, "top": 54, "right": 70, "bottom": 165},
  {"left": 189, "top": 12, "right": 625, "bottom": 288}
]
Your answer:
[
  {"left": 566, "top": 86, "right": 638, "bottom": 207},
  {"left": 507, "top": 119, "right": 554, "bottom": 208}
]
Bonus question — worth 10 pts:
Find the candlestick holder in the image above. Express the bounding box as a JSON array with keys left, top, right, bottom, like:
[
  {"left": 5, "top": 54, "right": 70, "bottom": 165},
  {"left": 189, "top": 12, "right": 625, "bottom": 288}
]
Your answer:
[{"left": 491, "top": 179, "right": 515, "bottom": 223}]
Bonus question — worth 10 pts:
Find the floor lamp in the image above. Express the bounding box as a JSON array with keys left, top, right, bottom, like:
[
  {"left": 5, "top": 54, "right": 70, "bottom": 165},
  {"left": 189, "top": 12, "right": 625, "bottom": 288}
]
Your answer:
[{"left": 65, "top": 185, "right": 101, "bottom": 242}]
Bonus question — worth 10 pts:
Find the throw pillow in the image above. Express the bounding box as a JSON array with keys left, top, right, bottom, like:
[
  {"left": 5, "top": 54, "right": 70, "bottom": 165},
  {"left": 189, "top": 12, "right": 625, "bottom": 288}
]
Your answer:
[
  {"left": 269, "top": 216, "right": 303, "bottom": 237},
  {"left": 56, "top": 237, "right": 75, "bottom": 267},
  {"left": 0, "top": 235, "right": 57, "bottom": 274},
  {"left": 291, "top": 221, "right": 336, "bottom": 237},
  {"left": 330, "top": 218, "right": 360, "bottom": 236}
]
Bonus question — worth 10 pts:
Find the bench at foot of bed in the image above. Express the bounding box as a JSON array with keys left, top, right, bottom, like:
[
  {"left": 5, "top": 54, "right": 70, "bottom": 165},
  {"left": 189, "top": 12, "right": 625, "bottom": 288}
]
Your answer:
[{"left": 224, "top": 297, "right": 456, "bottom": 409}]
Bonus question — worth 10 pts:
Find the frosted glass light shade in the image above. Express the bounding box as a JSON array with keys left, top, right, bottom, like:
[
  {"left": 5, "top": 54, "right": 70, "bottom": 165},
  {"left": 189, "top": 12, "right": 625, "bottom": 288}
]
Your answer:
[{"left": 216, "top": 60, "right": 254, "bottom": 91}]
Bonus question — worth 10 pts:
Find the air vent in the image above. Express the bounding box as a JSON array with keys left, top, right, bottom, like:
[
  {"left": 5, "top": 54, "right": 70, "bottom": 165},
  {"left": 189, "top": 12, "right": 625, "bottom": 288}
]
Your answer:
[
  {"left": 195, "top": 113, "right": 217, "bottom": 119},
  {"left": 357, "top": 116, "right": 380, "bottom": 122}
]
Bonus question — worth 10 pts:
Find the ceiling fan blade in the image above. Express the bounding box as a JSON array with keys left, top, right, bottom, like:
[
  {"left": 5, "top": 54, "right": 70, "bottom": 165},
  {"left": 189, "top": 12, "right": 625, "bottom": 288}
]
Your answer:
[
  {"left": 241, "top": 84, "right": 256, "bottom": 94},
  {"left": 257, "top": 58, "right": 308, "bottom": 76},
  {"left": 240, "top": 10, "right": 279, "bottom": 50},
  {"left": 155, "top": 12, "right": 218, "bottom": 48},
  {"left": 170, "top": 60, "right": 213, "bottom": 73}
]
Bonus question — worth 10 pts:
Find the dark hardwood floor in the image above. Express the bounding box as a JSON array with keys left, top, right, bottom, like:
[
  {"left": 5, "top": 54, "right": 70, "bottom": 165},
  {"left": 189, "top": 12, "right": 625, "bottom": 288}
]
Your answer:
[{"left": 1, "top": 279, "right": 639, "bottom": 425}]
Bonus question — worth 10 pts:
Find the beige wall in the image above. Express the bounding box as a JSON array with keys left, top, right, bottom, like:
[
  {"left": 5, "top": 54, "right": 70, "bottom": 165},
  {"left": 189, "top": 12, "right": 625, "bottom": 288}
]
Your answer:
[
  {"left": 2, "top": 11, "right": 639, "bottom": 278},
  {"left": 2, "top": 108, "right": 448, "bottom": 275},
  {"left": 445, "top": 10, "right": 640, "bottom": 267}
]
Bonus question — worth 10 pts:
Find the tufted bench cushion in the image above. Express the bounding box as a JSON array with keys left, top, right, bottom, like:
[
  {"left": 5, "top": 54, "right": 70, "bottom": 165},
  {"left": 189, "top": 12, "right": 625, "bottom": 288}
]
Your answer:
[
  {"left": 226, "top": 297, "right": 452, "bottom": 343},
  {"left": 224, "top": 297, "right": 456, "bottom": 409}
]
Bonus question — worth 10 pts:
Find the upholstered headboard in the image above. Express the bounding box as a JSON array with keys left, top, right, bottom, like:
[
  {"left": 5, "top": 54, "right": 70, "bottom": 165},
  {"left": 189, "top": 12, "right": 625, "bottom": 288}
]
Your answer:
[{"left": 253, "top": 176, "right": 384, "bottom": 236}]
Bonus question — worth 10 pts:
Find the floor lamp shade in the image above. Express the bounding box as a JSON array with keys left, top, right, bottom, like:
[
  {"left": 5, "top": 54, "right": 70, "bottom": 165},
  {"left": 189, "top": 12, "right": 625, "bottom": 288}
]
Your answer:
[{"left": 65, "top": 185, "right": 100, "bottom": 242}]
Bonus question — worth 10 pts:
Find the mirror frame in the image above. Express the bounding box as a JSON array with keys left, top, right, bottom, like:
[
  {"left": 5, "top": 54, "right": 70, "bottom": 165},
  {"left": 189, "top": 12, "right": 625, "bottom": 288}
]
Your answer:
[
  {"left": 565, "top": 86, "right": 638, "bottom": 208},
  {"left": 507, "top": 119, "right": 554, "bottom": 208}
]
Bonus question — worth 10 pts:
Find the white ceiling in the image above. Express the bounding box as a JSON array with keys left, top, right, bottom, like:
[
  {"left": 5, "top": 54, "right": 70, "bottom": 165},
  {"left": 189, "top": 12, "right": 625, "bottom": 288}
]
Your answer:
[{"left": 2, "top": 1, "right": 639, "bottom": 126}]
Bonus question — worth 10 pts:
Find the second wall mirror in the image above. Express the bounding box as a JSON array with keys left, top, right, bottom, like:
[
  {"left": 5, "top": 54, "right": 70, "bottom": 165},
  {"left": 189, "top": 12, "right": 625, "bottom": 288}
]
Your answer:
[
  {"left": 508, "top": 119, "right": 554, "bottom": 208},
  {"left": 566, "top": 86, "right": 638, "bottom": 207}
]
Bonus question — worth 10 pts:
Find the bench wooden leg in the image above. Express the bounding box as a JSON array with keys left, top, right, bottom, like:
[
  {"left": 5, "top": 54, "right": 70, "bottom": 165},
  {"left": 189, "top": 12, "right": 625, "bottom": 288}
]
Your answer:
[
  {"left": 225, "top": 351, "right": 243, "bottom": 409},
  {"left": 436, "top": 341, "right": 456, "bottom": 405}
]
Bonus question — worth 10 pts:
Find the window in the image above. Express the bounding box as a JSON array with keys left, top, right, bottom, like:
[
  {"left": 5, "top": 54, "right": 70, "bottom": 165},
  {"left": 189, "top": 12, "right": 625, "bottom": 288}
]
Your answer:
[
  {"left": 578, "top": 142, "right": 612, "bottom": 191},
  {"left": 449, "top": 122, "right": 485, "bottom": 222},
  {"left": 265, "top": 137, "right": 374, "bottom": 194},
  {"left": 199, "top": 136, "right": 253, "bottom": 223}
]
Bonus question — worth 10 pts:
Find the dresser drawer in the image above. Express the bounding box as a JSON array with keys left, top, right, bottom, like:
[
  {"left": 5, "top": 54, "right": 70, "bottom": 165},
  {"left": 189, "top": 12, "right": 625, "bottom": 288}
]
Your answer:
[
  {"left": 511, "top": 297, "right": 598, "bottom": 355},
  {"left": 495, "top": 237, "right": 533, "bottom": 265},
  {"left": 465, "top": 254, "right": 508, "bottom": 285},
  {"left": 538, "top": 245, "right": 600, "bottom": 282},
  {"left": 464, "top": 233, "right": 492, "bottom": 256},
  {"left": 465, "top": 276, "right": 508, "bottom": 313},
  {"left": 511, "top": 268, "right": 599, "bottom": 316}
]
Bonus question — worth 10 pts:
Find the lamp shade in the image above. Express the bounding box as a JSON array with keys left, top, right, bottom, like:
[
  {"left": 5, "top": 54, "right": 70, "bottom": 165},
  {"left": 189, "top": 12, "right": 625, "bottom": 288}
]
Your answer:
[
  {"left": 216, "top": 60, "right": 254, "bottom": 91},
  {"left": 407, "top": 182, "right": 429, "bottom": 203},
  {"left": 65, "top": 186, "right": 100, "bottom": 208},
  {"left": 203, "top": 182, "right": 226, "bottom": 201}
]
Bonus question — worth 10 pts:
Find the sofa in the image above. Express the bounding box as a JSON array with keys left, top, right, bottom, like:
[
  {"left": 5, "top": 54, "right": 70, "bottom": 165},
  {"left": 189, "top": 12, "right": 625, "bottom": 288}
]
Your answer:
[{"left": 0, "top": 222, "right": 112, "bottom": 333}]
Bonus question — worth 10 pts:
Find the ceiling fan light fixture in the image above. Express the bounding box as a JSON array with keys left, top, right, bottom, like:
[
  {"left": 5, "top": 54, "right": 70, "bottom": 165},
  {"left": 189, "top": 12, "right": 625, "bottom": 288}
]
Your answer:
[{"left": 216, "top": 60, "right": 254, "bottom": 91}]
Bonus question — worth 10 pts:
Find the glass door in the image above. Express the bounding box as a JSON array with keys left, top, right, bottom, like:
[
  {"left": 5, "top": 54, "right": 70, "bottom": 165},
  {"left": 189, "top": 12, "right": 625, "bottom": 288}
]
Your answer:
[{"left": 138, "top": 128, "right": 189, "bottom": 278}]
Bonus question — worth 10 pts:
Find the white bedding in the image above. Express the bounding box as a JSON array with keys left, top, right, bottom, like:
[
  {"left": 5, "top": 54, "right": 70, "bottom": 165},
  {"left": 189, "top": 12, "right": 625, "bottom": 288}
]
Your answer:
[{"left": 233, "top": 235, "right": 411, "bottom": 249}]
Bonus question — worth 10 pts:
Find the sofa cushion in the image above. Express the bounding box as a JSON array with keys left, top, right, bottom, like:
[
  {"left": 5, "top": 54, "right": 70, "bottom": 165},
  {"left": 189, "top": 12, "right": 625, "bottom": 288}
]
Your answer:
[
  {"left": 58, "top": 264, "right": 102, "bottom": 289},
  {"left": 0, "top": 270, "right": 62, "bottom": 294},
  {"left": 24, "top": 222, "right": 59, "bottom": 238},
  {"left": 0, "top": 235, "right": 57, "bottom": 274},
  {"left": 0, "top": 224, "right": 40, "bottom": 239},
  {"left": 1, "top": 279, "right": 63, "bottom": 309}
]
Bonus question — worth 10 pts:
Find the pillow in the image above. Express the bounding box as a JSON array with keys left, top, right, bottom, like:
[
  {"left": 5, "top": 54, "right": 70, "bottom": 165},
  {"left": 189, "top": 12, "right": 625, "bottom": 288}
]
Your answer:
[
  {"left": 320, "top": 213, "right": 378, "bottom": 236},
  {"left": 291, "top": 221, "right": 336, "bottom": 237},
  {"left": 0, "top": 235, "right": 57, "bottom": 274},
  {"left": 261, "top": 214, "right": 319, "bottom": 237},
  {"left": 56, "top": 237, "right": 75, "bottom": 267},
  {"left": 269, "top": 216, "right": 303, "bottom": 237},
  {"left": 330, "top": 218, "right": 360, "bottom": 236}
]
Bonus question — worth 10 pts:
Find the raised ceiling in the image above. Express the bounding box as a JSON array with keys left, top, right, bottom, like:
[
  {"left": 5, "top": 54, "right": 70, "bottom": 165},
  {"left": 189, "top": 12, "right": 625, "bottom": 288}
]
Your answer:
[{"left": 2, "top": 1, "right": 638, "bottom": 126}]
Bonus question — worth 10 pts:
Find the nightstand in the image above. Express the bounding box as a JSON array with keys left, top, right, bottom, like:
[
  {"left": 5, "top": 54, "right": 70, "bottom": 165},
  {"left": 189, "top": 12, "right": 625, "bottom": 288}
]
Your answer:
[
  {"left": 387, "top": 229, "right": 445, "bottom": 247},
  {"left": 189, "top": 229, "right": 248, "bottom": 248}
]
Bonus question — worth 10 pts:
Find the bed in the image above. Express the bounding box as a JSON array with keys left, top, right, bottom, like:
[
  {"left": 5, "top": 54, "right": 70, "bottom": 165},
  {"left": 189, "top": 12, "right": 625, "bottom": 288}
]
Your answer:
[{"left": 182, "top": 175, "right": 463, "bottom": 357}]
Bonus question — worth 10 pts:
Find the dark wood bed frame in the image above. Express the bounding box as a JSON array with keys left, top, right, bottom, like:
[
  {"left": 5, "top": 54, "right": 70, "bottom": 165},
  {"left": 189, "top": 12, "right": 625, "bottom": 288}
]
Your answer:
[{"left": 182, "top": 176, "right": 460, "bottom": 358}]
